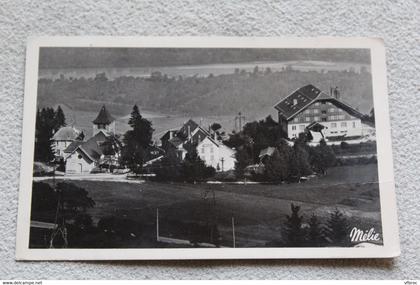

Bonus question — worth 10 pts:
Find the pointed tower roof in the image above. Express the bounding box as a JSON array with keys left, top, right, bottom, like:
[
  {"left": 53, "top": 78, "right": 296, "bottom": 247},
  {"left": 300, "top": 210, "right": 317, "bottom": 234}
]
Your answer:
[{"left": 93, "top": 105, "right": 115, "bottom": 125}]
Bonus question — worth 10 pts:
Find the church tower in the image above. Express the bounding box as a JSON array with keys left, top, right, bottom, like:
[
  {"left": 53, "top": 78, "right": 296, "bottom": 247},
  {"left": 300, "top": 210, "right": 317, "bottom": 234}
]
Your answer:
[{"left": 92, "top": 105, "right": 115, "bottom": 135}]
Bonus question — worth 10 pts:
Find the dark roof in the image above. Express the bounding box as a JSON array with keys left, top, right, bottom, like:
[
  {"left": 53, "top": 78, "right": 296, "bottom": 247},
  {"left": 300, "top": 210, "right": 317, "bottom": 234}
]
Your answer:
[
  {"left": 93, "top": 105, "right": 115, "bottom": 125},
  {"left": 178, "top": 119, "right": 199, "bottom": 138},
  {"left": 168, "top": 136, "right": 184, "bottom": 148},
  {"left": 53, "top": 126, "right": 81, "bottom": 141},
  {"left": 64, "top": 140, "right": 84, "bottom": 153},
  {"left": 274, "top": 84, "right": 364, "bottom": 120}
]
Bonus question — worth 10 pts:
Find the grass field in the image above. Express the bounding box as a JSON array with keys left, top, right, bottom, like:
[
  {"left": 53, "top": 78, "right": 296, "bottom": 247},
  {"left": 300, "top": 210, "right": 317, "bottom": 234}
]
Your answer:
[{"left": 39, "top": 164, "right": 381, "bottom": 247}]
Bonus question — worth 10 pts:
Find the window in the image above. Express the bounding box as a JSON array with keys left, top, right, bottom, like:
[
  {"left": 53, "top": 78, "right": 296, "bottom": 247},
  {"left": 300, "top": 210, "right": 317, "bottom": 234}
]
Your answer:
[
  {"left": 294, "top": 118, "right": 299, "bottom": 123},
  {"left": 331, "top": 123, "right": 337, "bottom": 128},
  {"left": 322, "top": 117, "right": 327, "bottom": 122},
  {"left": 315, "top": 102, "right": 320, "bottom": 106},
  {"left": 322, "top": 101, "right": 326, "bottom": 105},
  {"left": 353, "top": 122, "right": 356, "bottom": 128},
  {"left": 329, "top": 108, "right": 335, "bottom": 112},
  {"left": 314, "top": 116, "right": 320, "bottom": 121},
  {"left": 313, "top": 109, "right": 319, "bottom": 114},
  {"left": 291, "top": 126, "right": 297, "bottom": 130},
  {"left": 338, "top": 115, "right": 345, "bottom": 120},
  {"left": 201, "top": 147, "right": 205, "bottom": 154},
  {"left": 341, "top": 122, "right": 347, "bottom": 127},
  {"left": 210, "top": 155, "right": 214, "bottom": 161},
  {"left": 210, "top": 146, "right": 214, "bottom": 153},
  {"left": 305, "top": 117, "right": 310, "bottom": 122},
  {"left": 299, "top": 125, "right": 305, "bottom": 131},
  {"left": 321, "top": 110, "right": 327, "bottom": 114},
  {"left": 304, "top": 110, "right": 310, "bottom": 114}
]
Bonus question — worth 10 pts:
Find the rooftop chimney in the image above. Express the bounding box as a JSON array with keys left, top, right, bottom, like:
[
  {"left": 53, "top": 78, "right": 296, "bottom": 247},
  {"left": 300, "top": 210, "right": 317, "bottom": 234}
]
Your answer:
[{"left": 333, "top": 87, "right": 340, "bottom": 99}]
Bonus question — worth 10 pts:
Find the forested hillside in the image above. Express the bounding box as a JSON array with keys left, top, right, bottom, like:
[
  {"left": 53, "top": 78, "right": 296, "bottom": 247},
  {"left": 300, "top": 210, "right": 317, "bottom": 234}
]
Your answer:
[{"left": 37, "top": 67, "right": 373, "bottom": 118}]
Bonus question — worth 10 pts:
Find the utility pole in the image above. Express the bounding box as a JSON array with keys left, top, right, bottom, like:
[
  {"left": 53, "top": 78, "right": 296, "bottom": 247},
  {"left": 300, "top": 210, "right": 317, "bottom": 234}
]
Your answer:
[
  {"left": 156, "top": 208, "right": 160, "bottom": 242},
  {"left": 232, "top": 216, "right": 236, "bottom": 248}
]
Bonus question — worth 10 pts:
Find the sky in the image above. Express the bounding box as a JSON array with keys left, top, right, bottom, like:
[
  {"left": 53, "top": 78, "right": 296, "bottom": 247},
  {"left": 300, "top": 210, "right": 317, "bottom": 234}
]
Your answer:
[{"left": 39, "top": 47, "right": 371, "bottom": 69}]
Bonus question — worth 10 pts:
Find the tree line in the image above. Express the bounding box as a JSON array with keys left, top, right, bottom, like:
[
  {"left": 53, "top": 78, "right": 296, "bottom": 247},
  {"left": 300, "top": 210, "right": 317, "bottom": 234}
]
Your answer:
[
  {"left": 225, "top": 116, "right": 337, "bottom": 182},
  {"left": 277, "top": 203, "right": 353, "bottom": 247},
  {"left": 37, "top": 67, "right": 373, "bottom": 117},
  {"left": 34, "top": 105, "right": 67, "bottom": 162}
]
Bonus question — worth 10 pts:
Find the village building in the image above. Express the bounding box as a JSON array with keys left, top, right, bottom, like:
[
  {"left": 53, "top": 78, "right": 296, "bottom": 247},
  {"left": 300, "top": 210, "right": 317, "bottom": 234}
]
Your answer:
[
  {"left": 52, "top": 126, "right": 83, "bottom": 157},
  {"left": 160, "top": 119, "right": 236, "bottom": 171},
  {"left": 63, "top": 106, "right": 121, "bottom": 174},
  {"left": 274, "top": 84, "right": 365, "bottom": 141}
]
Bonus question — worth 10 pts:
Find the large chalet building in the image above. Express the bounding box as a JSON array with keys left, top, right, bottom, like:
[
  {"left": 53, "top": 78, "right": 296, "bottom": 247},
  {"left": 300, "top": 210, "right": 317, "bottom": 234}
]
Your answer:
[{"left": 274, "top": 84, "right": 365, "bottom": 140}]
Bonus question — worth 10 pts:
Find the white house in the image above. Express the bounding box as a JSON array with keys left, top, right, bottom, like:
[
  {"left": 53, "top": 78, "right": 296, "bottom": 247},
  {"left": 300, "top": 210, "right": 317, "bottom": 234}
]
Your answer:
[
  {"left": 160, "top": 119, "right": 236, "bottom": 172},
  {"left": 274, "top": 85, "right": 365, "bottom": 141},
  {"left": 197, "top": 136, "right": 236, "bottom": 171},
  {"left": 52, "top": 126, "right": 83, "bottom": 157}
]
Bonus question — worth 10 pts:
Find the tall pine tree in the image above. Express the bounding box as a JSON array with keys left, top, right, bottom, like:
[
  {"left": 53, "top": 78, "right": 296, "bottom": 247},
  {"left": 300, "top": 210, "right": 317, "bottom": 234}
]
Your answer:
[
  {"left": 54, "top": 105, "right": 66, "bottom": 130},
  {"left": 283, "top": 203, "right": 306, "bottom": 247},
  {"left": 34, "top": 107, "right": 56, "bottom": 162},
  {"left": 326, "top": 208, "right": 350, "bottom": 246},
  {"left": 120, "top": 105, "right": 154, "bottom": 174}
]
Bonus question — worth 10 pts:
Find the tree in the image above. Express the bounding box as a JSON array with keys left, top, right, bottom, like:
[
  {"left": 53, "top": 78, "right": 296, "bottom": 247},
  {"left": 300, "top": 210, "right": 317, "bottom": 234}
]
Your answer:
[
  {"left": 181, "top": 143, "right": 215, "bottom": 182},
  {"left": 54, "top": 105, "right": 66, "bottom": 130},
  {"left": 155, "top": 148, "right": 182, "bottom": 181},
  {"left": 34, "top": 107, "right": 57, "bottom": 162},
  {"left": 310, "top": 139, "right": 336, "bottom": 175},
  {"left": 307, "top": 213, "right": 324, "bottom": 246},
  {"left": 210, "top": 122, "right": 222, "bottom": 134},
  {"left": 56, "top": 182, "right": 95, "bottom": 220},
  {"left": 325, "top": 208, "right": 350, "bottom": 246},
  {"left": 283, "top": 203, "right": 306, "bottom": 246},
  {"left": 120, "top": 105, "right": 154, "bottom": 174},
  {"left": 264, "top": 148, "right": 288, "bottom": 182}
]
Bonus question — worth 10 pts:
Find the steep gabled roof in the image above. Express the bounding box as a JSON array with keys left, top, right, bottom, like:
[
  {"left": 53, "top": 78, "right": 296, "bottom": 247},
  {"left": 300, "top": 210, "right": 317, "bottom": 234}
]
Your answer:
[
  {"left": 64, "top": 140, "right": 84, "bottom": 153},
  {"left": 93, "top": 105, "right": 115, "bottom": 125},
  {"left": 274, "top": 84, "right": 364, "bottom": 120},
  {"left": 178, "top": 119, "right": 199, "bottom": 138}
]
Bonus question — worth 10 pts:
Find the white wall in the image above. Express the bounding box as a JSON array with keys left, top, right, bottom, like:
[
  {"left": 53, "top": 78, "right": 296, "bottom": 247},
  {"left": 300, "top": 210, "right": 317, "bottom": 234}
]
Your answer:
[
  {"left": 65, "top": 149, "right": 95, "bottom": 174},
  {"left": 288, "top": 119, "right": 362, "bottom": 139},
  {"left": 197, "top": 138, "right": 235, "bottom": 171}
]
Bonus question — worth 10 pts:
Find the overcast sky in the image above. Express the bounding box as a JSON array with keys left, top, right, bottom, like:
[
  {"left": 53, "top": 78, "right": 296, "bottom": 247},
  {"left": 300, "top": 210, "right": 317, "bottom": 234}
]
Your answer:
[{"left": 39, "top": 48, "right": 371, "bottom": 69}]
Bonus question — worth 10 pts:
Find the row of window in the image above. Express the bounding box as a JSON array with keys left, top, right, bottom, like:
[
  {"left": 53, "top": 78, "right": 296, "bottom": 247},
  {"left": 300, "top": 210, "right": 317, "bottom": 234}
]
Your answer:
[
  {"left": 290, "top": 121, "right": 357, "bottom": 131},
  {"left": 303, "top": 107, "right": 342, "bottom": 115},
  {"left": 294, "top": 114, "right": 347, "bottom": 123}
]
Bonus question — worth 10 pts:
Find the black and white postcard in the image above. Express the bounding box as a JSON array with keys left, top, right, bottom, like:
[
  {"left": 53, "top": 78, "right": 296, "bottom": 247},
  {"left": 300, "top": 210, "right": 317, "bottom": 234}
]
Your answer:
[{"left": 16, "top": 37, "right": 399, "bottom": 260}]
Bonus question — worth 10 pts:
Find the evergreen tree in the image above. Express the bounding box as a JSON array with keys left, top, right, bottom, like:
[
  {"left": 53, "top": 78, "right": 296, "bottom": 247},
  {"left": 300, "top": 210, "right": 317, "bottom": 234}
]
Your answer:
[
  {"left": 307, "top": 213, "right": 324, "bottom": 246},
  {"left": 155, "top": 148, "right": 182, "bottom": 181},
  {"left": 326, "top": 208, "right": 350, "bottom": 246},
  {"left": 264, "top": 149, "right": 288, "bottom": 182},
  {"left": 181, "top": 143, "right": 215, "bottom": 182},
  {"left": 120, "top": 105, "right": 154, "bottom": 174},
  {"left": 54, "top": 105, "right": 66, "bottom": 130},
  {"left": 34, "top": 107, "right": 56, "bottom": 162},
  {"left": 283, "top": 203, "right": 306, "bottom": 246}
]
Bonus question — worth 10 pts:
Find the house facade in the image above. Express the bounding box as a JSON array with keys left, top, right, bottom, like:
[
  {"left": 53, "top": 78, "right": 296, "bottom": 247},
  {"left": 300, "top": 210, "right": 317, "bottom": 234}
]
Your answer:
[
  {"left": 52, "top": 126, "right": 83, "bottom": 157},
  {"left": 197, "top": 136, "right": 236, "bottom": 171},
  {"left": 274, "top": 85, "right": 364, "bottom": 140}
]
